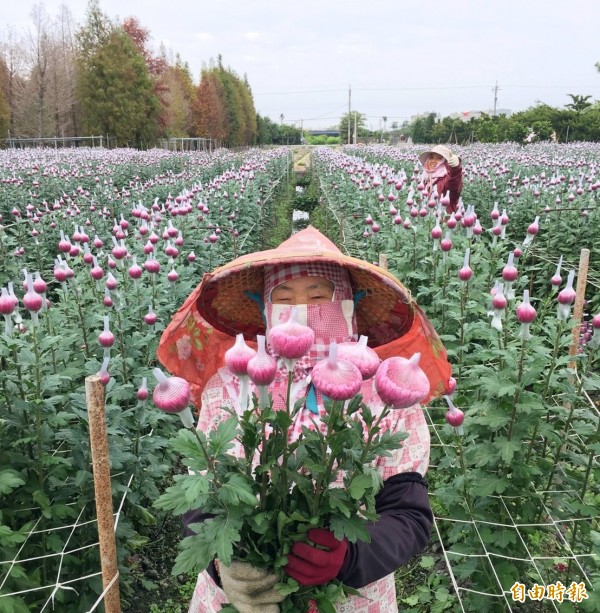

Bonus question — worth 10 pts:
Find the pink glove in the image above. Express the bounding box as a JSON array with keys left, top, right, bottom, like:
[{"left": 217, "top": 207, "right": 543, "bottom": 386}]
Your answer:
[{"left": 284, "top": 528, "right": 348, "bottom": 586}]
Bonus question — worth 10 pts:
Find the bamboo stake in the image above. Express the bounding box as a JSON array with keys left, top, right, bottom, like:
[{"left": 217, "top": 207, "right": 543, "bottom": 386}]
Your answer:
[
  {"left": 86, "top": 375, "right": 122, "bottom": 613},
  {"left": 568, "top": 248, "right": 590, "bottom": 370},
  {"left": 378, "top": 253, "right": 388, "bottom": 270}
]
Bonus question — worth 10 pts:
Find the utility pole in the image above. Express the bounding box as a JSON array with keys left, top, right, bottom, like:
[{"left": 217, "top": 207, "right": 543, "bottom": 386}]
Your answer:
[
  {"left": 300, "top": 119, "right": 304, "bottom": 144},
  {"left": 348, "top": 84, "right": 351, "bottom": 144},
  {"left": 492, "top": 81, "right": 500, "bottom": 116}
]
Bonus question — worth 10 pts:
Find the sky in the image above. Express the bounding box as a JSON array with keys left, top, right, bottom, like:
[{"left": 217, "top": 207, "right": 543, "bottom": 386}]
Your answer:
[{"left": 4, "top": 0, "right": 600, "bottom": 130}]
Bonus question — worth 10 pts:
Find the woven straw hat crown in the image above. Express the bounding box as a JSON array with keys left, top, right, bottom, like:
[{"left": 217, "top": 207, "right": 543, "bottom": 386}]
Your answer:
[
  {"left": 196, "top": 226, "right": 414, "bottom": 342},
  {"left": 157, "top": 226, "right": 452, "bottom": 403}
]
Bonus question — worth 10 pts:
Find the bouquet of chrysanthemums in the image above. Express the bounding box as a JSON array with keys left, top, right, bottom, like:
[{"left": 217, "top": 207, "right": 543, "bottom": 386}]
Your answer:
[{"left": 152, "top": 309, "right": 431, "bottom": 612}]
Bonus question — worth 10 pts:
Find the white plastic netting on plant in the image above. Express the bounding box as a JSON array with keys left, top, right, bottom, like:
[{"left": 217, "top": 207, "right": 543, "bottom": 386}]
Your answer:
[
  {"left": 424, "top": 385, "right": 599, "bottom": 613},
  {"left": 0, "top": 473, "right": 131, "bottom": 612}
]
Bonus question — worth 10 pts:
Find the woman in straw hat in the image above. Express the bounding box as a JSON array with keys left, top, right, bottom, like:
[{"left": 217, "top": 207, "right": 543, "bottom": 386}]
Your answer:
[
  {"left": 158, "top": 226, "right": 453, "bottom": 613},
  {"left": 418, "top": 144, "right": 463, "bottom": 214}
]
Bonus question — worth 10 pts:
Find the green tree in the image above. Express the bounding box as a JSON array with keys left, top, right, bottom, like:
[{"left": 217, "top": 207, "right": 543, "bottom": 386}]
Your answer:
[
  {"left": 339, "top": 111, "right": 367, "bottom": 143},
  {"left": 566, "top": 94, "right": 593, "bottom": 113},
  {"left": 76, "top": 28, "right": 159, "bottom": 146},
  {"left": 157, "top": 55, "right": 195, "bottom": 138},
  {"left": 256, "top": 114, "right": 278, "bottom": 144},
  {"left": 238, "top": 75, "right": 258, "bottom": 144},
  {"left": 474, "top": 114, "right": 507, "bottom": 143}
]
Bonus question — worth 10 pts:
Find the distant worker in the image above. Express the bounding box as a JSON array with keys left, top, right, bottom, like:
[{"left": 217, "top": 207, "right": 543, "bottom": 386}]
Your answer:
[{"left": 418, "top": 145, "right": 463, "bottom": 214}]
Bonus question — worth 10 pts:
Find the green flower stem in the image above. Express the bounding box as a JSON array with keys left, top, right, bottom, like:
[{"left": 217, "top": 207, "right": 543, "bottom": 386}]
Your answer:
[
  {"left": 542, "top": 355, "right": 587, "bottom": 498},
  {"left": 114, "top": 309, "right": 128, "bottom": 383},
  {"left": 43, "top": 310, "right": 57, "bottom": 375},
  {"left": 323, "top": 400, "right": 344, "bottom": 483},
  {"left": 187, "top": 424, "right": 221, "bottom": 489},
  {"left": 73, "top": 285, "right": 91, "bottom": 359},
  {"left": 569, "top": 408, "right": 600, "bottom": 552},
  {"left": 358, "top": 406, "right": 390, "bottom": 465},
  {"left": 135, "top": 282, "right": 144, "bottom": 335},
  {"left": 525, "top": 320, "right": 565, "bottom": 465},
  {"left": 11, "top": 345, "right": 26, "bottom": 402},
  {"left": 538, "top": 320, "right": 566, "bottom": 460},
  {"left": 507, "top": 340, "right": 526, "bottom": 442},
  {"left": 458, "top": 281, "right": 469, "bottom": 382},
  {"left": 280, "top": 370, "right": 294, "bottom": 513},
  {"left": 151, "top": 273, "right": 157, "bottom": 311},
  {"left": 32, "top": 326, "right": 44, "bottom": 489},
  {"left": 441, "top": 261, "right": 449, "bottom": 335},
  {"left": 455, "top": 431, "right": 473, "bottom": 514}
]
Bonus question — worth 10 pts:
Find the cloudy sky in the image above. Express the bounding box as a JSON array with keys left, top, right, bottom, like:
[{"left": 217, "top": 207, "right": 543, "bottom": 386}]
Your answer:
[{"left": 4, "top": 0, "right": 600, "bottom": 130}]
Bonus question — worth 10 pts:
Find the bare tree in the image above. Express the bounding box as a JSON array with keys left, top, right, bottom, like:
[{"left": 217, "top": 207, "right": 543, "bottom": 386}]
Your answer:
[
  {"left": 0, "top": 27, "right": 28, "bottom": 137},
  {"left": 29, "top": 4, "right": 52, "bottom": 137},
  {"left": 50, "top": 4, "right": 79, "bottom": 137}
]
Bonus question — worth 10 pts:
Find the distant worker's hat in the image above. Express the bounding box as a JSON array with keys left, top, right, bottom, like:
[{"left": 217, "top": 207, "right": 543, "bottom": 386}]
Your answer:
[{"left": 418, "top": 144, "right": 453, "bottom": 166}]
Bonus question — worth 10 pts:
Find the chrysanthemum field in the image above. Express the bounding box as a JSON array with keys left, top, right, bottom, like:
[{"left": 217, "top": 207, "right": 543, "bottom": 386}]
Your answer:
[{"left": 0, "top": 143, "right": 598, "bottom": 612}]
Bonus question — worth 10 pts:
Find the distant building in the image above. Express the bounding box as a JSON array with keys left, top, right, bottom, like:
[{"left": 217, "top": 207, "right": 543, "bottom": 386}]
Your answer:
[
  {"left": 449, "top": 109, "right": 512, "bottom": 121},
  {"left": 410, "top": 112, "right": 442, "bottom": 122},
  {"left": 308, "top": 129, "right": 340, "bottom": 137}
]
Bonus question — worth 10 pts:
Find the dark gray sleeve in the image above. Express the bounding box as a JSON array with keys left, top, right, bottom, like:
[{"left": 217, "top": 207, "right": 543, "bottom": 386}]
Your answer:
[
  {"left": 336, "top": 472, "right": 433, "bottom": 589},
  {"left": 182, "top": 509, "right": 220, "bottom": 586}
]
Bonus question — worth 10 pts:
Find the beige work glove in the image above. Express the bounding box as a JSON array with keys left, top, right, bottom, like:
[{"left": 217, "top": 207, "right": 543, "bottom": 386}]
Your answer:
[
  {"left": 446, "top": 151, "right": 460, "bottom": 167},
  {"left": 218, "top": 560, "right": 284, "bottom": 613}
]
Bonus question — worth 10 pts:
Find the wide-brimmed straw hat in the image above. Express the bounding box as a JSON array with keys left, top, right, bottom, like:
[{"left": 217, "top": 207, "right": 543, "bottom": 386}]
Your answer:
[
  {"left": 157, "top": 226, "right": 452, "bottom": 404},
  {"left": 418, "top": 144, "right": 452, "bottom": 166}
]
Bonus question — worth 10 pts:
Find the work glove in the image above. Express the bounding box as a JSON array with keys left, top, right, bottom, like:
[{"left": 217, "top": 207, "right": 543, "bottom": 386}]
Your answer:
[
  {"left": 218, "top": 560, "right": 284, "bottom": 613},
  {"left": 446, "top": 151, "right": 460, "bottom": 167},
  {"left": 284, "top": 528, "right": 348, "bottom": 586}
]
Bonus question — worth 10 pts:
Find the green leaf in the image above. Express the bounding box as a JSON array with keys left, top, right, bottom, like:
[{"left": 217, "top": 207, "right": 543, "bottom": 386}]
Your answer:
[
  {"left": 274, "top": 580, "right": 299, "bottom": 597},
  {"left": 182, "top": 474, "right": 211, "bottom": 505},
  {"left": 170, "top": 428, "right": 206, "bottom": 464},
  {"left": 153, "top": 483, "right": 193, "bottom": 514},
  {"left": 347, "top": 473, "right": 376, "bottom": 500},
  {"left": 419, "top": 555, "right": 435, "bottom": 569},
  {"left": 0, "top": 594, "right": 30, "bottom": 613},
  {"left": 0, "top": 470, "right": 25, "bottom": 496},
  {"left": 476, "top": 475, "right": 509, "bottom": 496},
  {"left": 328, "top": 489, "right": 352, "bottom": 518},
  {"left": 208, "top": 416, "right": 239, "bottom": 456},
  {"left": 493, "top": 437, "right": 521, "bottom": 464},
  {"left": 314, "top": 597, "right": 337, "bottom": 613},
  {"left": 218, "top": 473, "right": 258, "bottom": 508},
  {"left": 172, "top": 535, "right": 213, "bottom": 575},
  {"left": 201, "top": 515, "right": 243, "bottom": 566},
  {"left": 329, "top": 514, "right": 371, "bottom": 544}
]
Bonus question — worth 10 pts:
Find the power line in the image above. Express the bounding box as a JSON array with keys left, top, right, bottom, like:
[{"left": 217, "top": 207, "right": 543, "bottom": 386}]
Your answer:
[
  {"left": 255, "top": 84, "right": 600, "bottom": 96},
  {"left": 254, "top": 88, "right": 346, "bottom": 96}
]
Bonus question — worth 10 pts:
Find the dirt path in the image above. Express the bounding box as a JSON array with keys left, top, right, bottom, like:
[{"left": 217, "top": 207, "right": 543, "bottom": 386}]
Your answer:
[{"left": 291, "top": 145, "right": 312, "bottom": 173}]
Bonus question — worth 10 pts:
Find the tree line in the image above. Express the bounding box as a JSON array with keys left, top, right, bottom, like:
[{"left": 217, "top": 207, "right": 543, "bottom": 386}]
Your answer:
[
  {"left": 0, "top": 0, "right": 292, "bottom": 148},
  {"left": 398, "top": 92, "right": 600, "bottom": 145}
]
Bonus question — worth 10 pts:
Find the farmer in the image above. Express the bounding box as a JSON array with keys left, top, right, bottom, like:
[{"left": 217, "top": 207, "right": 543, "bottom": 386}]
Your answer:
[
  {"left": 157, "top": 226, "right": 453, "bottom": 613},
  {"left": 418, "top": 144, "right": 463, "bottom": 214}
]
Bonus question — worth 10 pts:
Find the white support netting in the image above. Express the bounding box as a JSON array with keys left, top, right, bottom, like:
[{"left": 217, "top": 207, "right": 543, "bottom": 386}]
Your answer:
[
  {"left": 424, "top": 387, "right": 600, "bottom": 612},
  {"left": 0, "top": 474, "right": 132, "bottom": 612}
]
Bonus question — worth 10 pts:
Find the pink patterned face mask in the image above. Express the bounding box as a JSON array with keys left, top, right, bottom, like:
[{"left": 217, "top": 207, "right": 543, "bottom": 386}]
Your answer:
[{"left": 263, "top": 263, "right": 359, "bottom": 385}]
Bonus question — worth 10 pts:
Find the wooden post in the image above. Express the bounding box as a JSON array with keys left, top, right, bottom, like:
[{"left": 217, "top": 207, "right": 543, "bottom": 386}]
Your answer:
[
  {"left": 86, "top": 375, "right": 122, "bottom": 613},
  {"left": 568, "top": 248, "right": 590, "bottom": 370},
  {"left": 378, "top": 253, "right": 388, "bottom": 271}
]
